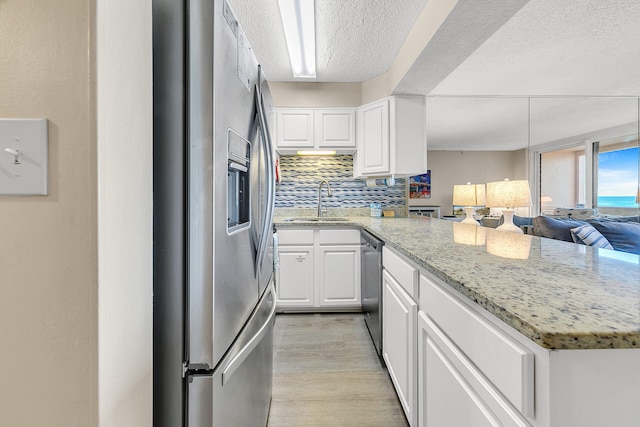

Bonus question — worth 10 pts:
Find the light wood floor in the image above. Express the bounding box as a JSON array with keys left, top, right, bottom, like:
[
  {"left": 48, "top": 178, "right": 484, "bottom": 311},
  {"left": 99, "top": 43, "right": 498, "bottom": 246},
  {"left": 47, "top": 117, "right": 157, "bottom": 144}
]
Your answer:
[{"left": 267, "top": 313, "right": 409, "bottom": 427}]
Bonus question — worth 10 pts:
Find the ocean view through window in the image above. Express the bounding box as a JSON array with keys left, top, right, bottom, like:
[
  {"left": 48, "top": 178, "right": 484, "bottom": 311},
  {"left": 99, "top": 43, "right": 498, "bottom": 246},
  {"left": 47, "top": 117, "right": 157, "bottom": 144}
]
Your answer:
[{"left": 596, "top": 141, "right": 639, "bottom": 208}]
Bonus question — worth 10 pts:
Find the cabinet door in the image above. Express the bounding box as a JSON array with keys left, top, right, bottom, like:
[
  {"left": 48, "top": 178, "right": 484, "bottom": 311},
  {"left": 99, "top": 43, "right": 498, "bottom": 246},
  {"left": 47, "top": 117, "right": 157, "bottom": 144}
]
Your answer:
[
  {"left": 315, "top": 110, "right": 356, "bottom": 149},
  {"left": 358, "top": 100, "right": 389, "bottom": 175},
  {"left": 276, "top": 246, "right": 314, "bottom": 308},
  {"left": 276, "top": 109, "right": 314, "bottom": 149},
  {"left": 418, "top": 311, "right": 530, "bottom": 427},
  {"left": 318, "top": 245, "right": 361, "bottom": 307},
  {"left": 383, "top": 270, "right": 417, "bottom": 426}
]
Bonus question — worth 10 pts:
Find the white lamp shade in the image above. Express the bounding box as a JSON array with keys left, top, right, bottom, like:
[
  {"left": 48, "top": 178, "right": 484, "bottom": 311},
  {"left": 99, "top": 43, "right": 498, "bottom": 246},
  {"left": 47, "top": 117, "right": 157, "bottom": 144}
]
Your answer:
[
  {"left": 453, "top": 183, "right": 486, "bottom": 206},
  {"left": 486, "top": 179, "right": 532, "bottom": 208}
]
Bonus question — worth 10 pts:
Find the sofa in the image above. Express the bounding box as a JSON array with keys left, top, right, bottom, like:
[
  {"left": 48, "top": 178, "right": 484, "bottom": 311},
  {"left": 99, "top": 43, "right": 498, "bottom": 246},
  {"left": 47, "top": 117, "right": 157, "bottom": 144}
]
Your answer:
[{"left": 532, "top": 214, "right": 640, "bottom": 255}]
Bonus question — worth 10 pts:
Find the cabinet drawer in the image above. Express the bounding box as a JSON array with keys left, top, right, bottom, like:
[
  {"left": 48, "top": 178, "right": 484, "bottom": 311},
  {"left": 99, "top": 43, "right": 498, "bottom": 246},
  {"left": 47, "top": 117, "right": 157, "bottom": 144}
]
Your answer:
[
  {"left": 419, "top": 312, "right": 530, "bottom": 426},
  {"left": 277, "top": 229, "right": 314, "bottom": 245},
  {"left": 421, "top": 273, "right": 534, "bottom": 417},
  {"left": 382, "top": 246, "right": 418, "bottom": 300},
  {"left": 318, "top": 229, "right": 360, "bottom": 245}
]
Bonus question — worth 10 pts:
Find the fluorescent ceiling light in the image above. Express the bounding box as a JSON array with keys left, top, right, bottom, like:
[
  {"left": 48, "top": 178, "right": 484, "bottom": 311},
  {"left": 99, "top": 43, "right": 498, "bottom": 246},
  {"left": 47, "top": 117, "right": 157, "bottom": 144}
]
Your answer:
[
  {"left": 296, "top": 150, "right": 336, "bottom": 156},
  {"left": 278, "top": 0, "right": 316, "bottom": 78}
]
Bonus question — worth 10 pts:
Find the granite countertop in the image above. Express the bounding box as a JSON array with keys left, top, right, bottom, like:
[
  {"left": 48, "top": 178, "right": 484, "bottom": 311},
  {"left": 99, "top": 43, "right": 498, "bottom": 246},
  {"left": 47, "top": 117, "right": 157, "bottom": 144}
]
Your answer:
[{"left": 274, "top": 215, "right": 640, "bottom": 350}]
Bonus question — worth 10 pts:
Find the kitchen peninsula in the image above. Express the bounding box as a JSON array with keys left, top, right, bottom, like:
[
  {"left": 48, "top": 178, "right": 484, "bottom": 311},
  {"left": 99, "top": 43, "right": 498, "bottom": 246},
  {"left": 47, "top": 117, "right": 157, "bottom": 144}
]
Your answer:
[{"left": 274, "top": 215, "right": 640, "bottom": 427}]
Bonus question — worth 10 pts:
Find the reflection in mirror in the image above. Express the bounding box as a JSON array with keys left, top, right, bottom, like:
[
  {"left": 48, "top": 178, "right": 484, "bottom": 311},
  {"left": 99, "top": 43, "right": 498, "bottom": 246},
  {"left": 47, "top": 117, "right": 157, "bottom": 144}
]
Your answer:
[
  {"left": 424, "top": 97, "right": 529, "bottom": 217},
  {"left": 423, "top": 96, "right": 639, "bottom": 220},
  {"left": 530, "top": 97, "right": 639, "bottom": 219},
  {"left": 426, "top": 97, "right": 529, "bottom": 151}
]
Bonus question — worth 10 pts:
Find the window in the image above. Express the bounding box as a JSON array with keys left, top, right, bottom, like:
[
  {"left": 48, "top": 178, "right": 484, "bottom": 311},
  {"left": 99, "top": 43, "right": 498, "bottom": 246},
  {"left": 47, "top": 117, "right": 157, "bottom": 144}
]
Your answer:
[
  {"left": 537, "top": 135, "right": 639, "bottom": 215},
  {"left": 595, "top": 135, "right": 639, "bottom": 210}
]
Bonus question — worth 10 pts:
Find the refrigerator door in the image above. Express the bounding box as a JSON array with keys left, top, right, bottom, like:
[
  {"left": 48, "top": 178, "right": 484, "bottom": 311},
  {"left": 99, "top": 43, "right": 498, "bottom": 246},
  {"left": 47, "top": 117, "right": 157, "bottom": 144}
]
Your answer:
[
  {"left": 187, "top": 280, "right": 276, "bottom": 426},
  {"left": 187, "top": 0, "right": 260, "bottom": 371},
  {"left": 254, "top": 74, "right": 276, "bottom": 297}
]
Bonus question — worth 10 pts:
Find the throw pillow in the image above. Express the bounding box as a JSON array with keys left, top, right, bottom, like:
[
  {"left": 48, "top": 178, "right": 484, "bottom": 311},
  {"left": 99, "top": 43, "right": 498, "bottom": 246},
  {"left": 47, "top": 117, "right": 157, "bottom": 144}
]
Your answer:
[
  {"left": 590, "top": 221, "right": 640, "bottom": 255},
  {"left": 570, "top": 224, "right": 614, "bottom": 249},
  {"left": 532, "top": 216, "right": 586, "bottom": 242}
]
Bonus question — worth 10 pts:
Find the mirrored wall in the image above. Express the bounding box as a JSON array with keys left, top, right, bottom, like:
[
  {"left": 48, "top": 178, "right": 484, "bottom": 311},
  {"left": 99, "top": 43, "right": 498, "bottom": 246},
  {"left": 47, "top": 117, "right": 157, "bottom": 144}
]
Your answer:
[{"left": 425, "top": 96, "right": 640, "bottom": 219}]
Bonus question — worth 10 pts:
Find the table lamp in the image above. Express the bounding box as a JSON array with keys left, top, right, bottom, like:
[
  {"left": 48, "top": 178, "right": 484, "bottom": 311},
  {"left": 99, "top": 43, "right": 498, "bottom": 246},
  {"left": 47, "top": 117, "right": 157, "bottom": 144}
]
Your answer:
[
  {"left": 452, "top": 182, "right": 486, "bottom": 225},
  {"left": 486, "top": 179, "right": 532, "bottom": 233}
]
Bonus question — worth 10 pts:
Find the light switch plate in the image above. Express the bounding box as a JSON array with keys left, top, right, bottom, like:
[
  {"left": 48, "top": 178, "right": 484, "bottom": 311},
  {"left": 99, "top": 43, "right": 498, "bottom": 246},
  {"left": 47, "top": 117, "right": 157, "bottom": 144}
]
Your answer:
[{"left": 0, "top": 118, "right": 48, "bottom": 196}]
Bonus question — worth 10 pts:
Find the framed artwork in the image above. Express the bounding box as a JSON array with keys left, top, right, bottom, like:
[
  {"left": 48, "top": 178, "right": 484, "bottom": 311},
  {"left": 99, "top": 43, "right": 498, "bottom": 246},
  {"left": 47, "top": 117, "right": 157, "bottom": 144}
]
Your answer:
[{"left": 409, "top": 171, "right": 431, "bottom": 199}]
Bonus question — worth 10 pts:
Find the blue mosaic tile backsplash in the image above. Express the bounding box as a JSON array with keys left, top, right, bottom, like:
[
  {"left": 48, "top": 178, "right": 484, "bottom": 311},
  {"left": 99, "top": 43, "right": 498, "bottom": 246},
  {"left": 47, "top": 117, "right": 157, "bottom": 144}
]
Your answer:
[{"left": 275, "top": 155, "right": 406, "bottom": 209}]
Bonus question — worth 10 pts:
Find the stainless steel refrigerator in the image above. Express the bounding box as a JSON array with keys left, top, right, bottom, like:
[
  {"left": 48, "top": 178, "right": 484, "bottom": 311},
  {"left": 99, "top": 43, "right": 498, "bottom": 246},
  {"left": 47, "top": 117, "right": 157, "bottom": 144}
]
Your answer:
[{"left": 153, "top": 0, "right": 276, "bottom": 425}]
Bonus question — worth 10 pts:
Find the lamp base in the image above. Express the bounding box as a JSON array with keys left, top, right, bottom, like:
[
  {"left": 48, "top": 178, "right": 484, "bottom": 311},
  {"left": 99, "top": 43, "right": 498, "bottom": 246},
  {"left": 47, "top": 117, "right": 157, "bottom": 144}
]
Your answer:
[
  {"left": 495, "top": 209, "right": 523, "bottom": 233},
  {"left": 461, "top": 207, "right": 480, "bottom": 225}
]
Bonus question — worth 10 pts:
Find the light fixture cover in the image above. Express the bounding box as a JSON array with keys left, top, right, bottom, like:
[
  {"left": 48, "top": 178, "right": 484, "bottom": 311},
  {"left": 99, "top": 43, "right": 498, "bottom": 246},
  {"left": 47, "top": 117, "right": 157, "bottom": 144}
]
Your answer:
[
  {"left": 278, "top": 0, "right": 316, "bottom": 78},
  {"left": 452, "top": 183, "right": 486, "bottom": 206},
  {"left": 296, "top": 150, "right": 336, "bottom": 156},
  {"left": 486, "top": 179, "right": 532, "bottom": 208}
]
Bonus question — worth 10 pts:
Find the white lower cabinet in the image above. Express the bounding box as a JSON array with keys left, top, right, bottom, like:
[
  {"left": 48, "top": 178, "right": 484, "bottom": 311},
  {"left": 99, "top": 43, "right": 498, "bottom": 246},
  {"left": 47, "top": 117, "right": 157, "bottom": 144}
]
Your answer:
[
  {"left": 418, "top": 311, "right": 530, "bottom": 427},
  {"left": 276, "top": 246, "right": 314, "bottom": 307},
  {"left": 319, "top": 245, "right": 360, "bottom": 306},
  {"left": 382, "top": 246, "right": 419, "bottom": 426},
  {"left": 381, "top": 244, "right": 640, "bottom": 427},
  {"left": 276, "top": 228, "right": 360, "bottom": 311},
  {"left": 383, "top": 270, "right": 418, "bottom": 427}
]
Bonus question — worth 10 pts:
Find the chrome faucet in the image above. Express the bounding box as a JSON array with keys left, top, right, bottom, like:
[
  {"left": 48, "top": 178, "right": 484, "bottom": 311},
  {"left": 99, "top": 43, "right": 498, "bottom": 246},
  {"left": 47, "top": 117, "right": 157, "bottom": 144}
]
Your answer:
[{"left": 317, "top": 180, "right": 333, "bottom": 217}]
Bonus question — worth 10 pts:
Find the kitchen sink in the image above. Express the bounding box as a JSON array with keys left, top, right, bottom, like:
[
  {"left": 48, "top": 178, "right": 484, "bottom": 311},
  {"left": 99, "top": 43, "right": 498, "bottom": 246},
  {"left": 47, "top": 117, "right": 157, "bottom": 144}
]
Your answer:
[{"left": 282, "top": 217, "right": 349, "bottom": 222}]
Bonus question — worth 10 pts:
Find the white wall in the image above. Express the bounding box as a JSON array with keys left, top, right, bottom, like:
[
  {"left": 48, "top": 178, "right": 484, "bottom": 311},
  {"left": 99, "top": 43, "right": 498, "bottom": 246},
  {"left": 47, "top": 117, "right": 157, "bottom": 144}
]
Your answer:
[
  {"left": 540, "top": 149, "right": 580, "bottom": 213},
  {"left": 426, "top": 150, "right": 527, "bottom": 216},
  {"left": 0, "top": 1, "right": 153, "bottom": 426},
  {"left": 0, "top": 1, "right": 98, "bottom": 425},
  {"left": 97, "top": 1, "right": 153, "bottom": 426}
]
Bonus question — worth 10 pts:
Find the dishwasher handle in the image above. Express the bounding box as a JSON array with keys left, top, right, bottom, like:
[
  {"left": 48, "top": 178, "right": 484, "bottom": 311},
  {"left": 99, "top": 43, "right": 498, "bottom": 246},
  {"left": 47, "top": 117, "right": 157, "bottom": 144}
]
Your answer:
[{"left": 361, "top": 230, "right": 384, "bottom": 251}]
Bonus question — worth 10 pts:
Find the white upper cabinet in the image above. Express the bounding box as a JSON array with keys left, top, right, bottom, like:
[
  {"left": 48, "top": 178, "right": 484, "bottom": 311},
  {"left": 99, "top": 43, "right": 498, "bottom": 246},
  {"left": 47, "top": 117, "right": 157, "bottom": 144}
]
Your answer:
[
  {"left": 275, "top": 108, "right": 356, "bottom": 154},
  {"left": 276, "top": 109, "right": 314, "bottom": 149},
  {"left": 354, "top": 96, "right": 427, "bottom": 178}
]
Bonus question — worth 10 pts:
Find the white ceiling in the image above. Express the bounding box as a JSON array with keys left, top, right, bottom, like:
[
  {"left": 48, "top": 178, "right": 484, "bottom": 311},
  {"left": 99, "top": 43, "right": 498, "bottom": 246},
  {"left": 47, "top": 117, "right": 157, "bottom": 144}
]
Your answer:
[
  {"left": 228, "top": 0, "right": 640, "bottom": 150},
  {"left": 227, "top": 0, "right": 429, "bottom": 82}
]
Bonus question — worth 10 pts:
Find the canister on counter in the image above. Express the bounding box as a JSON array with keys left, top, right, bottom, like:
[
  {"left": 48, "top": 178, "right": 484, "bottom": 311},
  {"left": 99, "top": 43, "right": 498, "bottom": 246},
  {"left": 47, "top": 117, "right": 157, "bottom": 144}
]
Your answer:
[{"left": 370, "top": 203, "right": 382, "bottom": 217}]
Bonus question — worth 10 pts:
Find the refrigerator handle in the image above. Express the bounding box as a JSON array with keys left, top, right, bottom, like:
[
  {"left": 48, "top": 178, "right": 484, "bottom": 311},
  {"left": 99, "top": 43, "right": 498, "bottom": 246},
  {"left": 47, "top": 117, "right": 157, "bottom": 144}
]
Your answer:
[
  {"left": 221, "top": 281, "right": 276, "bottom": 385},
  {"left": 254, "top": 85, "right": 276, "bottom": 273}
]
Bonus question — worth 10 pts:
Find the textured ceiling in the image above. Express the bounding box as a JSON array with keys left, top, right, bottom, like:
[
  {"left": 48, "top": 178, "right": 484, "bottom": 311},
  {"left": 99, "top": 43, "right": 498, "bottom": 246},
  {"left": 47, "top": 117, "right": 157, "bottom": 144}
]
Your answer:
[
  {"left": 228, "top": 0, "right": 640, "bottom": 150},
  {"left": 394, "top": 0, "right": 530, "bottom": 95},
  {"left": 430, "top": 0, "right": 640, "bottom": 96},
  {"left": 227, "top": 0, "right": 429, "bottom": 82},
  {"left": 414, "top": 0, "right": 640, "bottom": 149}
]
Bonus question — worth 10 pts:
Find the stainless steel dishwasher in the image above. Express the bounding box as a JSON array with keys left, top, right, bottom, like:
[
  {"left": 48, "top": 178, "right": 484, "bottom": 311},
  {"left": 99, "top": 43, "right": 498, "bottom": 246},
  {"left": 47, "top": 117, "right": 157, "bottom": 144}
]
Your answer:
[{"left": 361, "top": 230, "right": 384, "bottom": 358}]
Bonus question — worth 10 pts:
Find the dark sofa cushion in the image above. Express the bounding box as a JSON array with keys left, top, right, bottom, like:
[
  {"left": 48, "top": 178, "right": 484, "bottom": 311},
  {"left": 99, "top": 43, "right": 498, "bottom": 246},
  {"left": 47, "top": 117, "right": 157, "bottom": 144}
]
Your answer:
[
  {"left": 589, "top": 221, "right": 640, "bottom": 255},
  {"left": 532, "top": 216, "right": 586, "bottom": 242},
  {"left": 497, "top": 215, "right": 533, "bottom": 227},
  {"left": 587, "top": 215, "right": 640, "bottom": 224}
]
